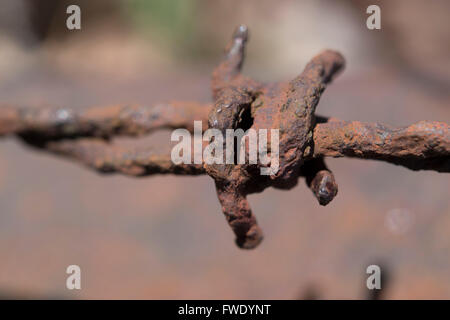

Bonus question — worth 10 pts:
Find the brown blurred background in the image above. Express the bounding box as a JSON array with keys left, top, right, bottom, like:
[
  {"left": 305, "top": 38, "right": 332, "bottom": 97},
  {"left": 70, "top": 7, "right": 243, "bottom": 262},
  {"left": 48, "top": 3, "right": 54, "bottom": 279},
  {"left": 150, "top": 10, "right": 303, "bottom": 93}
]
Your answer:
[{"left": 0, "top": 0, "right": 449, "bottom": 299}]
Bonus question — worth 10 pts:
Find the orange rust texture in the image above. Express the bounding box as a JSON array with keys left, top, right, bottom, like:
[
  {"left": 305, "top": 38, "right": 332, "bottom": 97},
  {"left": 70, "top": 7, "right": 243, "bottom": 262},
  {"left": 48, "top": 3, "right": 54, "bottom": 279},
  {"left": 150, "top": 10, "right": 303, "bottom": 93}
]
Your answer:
[
  {"left": 313, "top": 120, "right": 450, "bottom": 172},
  {"left": 0, "top": 25, "right": 449, "bottom": 249},
  {"left": 0, "top": 101, "right": 211, "bottom": 139},
  {"left": 204, "top": 25, "right": 347, "bottom": 248}
]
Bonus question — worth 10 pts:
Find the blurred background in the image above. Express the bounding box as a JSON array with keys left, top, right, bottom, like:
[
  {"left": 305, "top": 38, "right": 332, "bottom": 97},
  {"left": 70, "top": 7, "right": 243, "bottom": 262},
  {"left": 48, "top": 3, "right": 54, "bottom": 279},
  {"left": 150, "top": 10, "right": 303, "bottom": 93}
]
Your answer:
[{"left": 0, "top": 0, "right": 449, "bottom": 299}]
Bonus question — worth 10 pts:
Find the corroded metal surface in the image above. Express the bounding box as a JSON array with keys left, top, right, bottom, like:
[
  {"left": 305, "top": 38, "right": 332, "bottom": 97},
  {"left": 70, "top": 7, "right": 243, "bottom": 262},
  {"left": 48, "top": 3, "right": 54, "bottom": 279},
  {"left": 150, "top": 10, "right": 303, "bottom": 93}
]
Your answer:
[
  {"left": 0, "top": 25, "right": 449, "bottom": 249},
  {"left": 0, "top": 101, "right": 211, "bottom": 138},
  {"left": 313, "top": 119, "right": 450, "bottom": 172}
]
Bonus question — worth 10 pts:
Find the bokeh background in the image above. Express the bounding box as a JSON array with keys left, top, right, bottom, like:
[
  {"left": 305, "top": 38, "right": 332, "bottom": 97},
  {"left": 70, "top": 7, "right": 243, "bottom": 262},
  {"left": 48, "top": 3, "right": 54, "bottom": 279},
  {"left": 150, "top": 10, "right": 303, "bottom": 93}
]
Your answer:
[{"left": 0, "top": 0, "right": 449, "bottom": 299}]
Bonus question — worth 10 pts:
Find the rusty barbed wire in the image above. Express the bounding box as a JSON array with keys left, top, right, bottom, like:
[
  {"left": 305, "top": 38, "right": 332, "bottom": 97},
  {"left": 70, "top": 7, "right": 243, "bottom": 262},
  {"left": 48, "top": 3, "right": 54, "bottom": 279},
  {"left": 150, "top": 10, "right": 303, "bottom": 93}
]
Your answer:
[{"left": 0, "top": 25, "right": 449, "bottom": 249}]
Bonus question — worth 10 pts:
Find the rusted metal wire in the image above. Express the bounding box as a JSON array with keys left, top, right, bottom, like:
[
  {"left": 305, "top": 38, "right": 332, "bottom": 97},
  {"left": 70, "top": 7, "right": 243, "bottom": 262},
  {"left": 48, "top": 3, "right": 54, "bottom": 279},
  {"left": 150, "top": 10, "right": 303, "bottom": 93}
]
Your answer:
[{"left": 1, "top": 25, "right": 449, "bottom": 249}]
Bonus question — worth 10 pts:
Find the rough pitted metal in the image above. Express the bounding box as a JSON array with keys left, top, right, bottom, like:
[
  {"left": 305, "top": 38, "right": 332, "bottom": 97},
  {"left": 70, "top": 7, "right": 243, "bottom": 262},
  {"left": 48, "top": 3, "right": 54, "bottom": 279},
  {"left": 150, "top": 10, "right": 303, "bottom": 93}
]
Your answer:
[{"left": 0, "top": 25, "right": 448, "bottom": 249}]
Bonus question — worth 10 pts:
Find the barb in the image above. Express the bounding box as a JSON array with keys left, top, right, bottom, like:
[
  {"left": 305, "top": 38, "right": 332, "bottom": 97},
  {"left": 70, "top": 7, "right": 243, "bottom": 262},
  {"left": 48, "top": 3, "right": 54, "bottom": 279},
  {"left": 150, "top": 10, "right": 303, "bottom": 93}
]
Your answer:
[{"left": 1, "top": 25, "right": 449, "bottom": 249}]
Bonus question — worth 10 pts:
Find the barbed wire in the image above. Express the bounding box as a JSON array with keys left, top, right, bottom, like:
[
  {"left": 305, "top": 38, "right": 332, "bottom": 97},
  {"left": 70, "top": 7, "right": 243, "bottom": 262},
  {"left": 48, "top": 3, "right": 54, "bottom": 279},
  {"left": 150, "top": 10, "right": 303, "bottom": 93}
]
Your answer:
[{"left": 1, "top": 25, "right": 448, "bottom": 249}]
